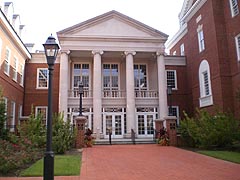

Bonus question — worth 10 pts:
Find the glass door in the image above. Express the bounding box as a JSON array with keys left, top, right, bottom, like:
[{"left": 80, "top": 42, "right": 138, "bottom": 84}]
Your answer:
[
  {"left": 137, "top": 114, "right": 154, "bottom": 137},
  {"left": 104, "top": 114, "right": 123, "bottom": 138}
]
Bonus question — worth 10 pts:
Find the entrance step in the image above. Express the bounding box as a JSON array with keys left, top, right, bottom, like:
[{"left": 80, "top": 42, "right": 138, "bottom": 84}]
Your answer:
[{"left": 94, "top": 138, "right": 156, "bottom": 145}]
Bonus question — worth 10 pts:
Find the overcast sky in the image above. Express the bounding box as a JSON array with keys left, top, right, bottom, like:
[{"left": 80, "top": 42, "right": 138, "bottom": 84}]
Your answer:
[{"left": 10, "top": 0, "right": 184, "bottom": 51}]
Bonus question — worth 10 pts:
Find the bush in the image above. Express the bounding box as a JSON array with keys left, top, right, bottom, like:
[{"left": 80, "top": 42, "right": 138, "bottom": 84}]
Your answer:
[
  {"left": 179, "top": 109, "right": 240, "bottom": 149},
  {"left": 52, "top": 113, "right": 76, "bottom": 154}
]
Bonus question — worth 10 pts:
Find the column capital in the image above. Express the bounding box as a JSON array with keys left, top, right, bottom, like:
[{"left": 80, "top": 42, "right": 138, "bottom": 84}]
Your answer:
[
  {"left": 156, "top": 45, "right": 165, "bottom": 56},
  {"left": 92, "top": 50, "right": 104, "bottom": 56},
  {"left": 124, "top": 51, "right": 136, "bottom": 56},
  {"left": 60, "top": 50, "right": 71, "bottom": 55}
]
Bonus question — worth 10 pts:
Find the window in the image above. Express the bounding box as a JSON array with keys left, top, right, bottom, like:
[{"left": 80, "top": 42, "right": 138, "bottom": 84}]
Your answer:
[
  {"left": 3, "top": 97, "right": 7, "bottom": 129},
  {"left": 13, "top": 57, "right": 18, "bottom": 81},
  {"left": 180, "top": 44, "right": 185, "bottom": 56},
  {"left": 168, "top": 106, "right": 180, "bottom": 125},
  {"left": 35, "top": 106, "right": 47, "bottom": 125},
  {"left": 199, "top": 60, "right": 213, "bottom": 107},
  {"left": 73, "top": 64, "right": 90, "bottom": 90},
  {"left": 4, "top": 48, "right": 11, "bottom": 75},
  {"left": 10, "top": 101, "right": 15, "bottom": 132},
  {"left": 19, "top": 64, "right": 24, "bottom": 86},
  {"left": 166, "top": 70, "right": 177, "bottom": 89},
  {"left": 103, "top": 64, "right": 119, "bottom": 90},
  {"left": 0, "top": 38, "right": 2, "bottom": 68},
  {"left": 197, "top": 25, "right": 205, "bottom": 52},
  {"left": 134, "top": 64, "right": 147, "bottom": 90},
  {"left": 235, "top": 34, "right": 240, "bottom": 61},
  {"left": 37, "top": 68, "right": 48, "bottom": 88},
  {"left": 230, "top": 0, "right": 239, "bottom": 17}
]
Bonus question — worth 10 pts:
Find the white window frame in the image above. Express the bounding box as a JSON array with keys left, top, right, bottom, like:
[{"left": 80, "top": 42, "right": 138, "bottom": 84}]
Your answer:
[
  {"left": 102, "top": 63, "right": 120, "bottom": 90},
  {"left": 229, "top": 0, "right": 239, "bottom": 17},
  {"left": 35, "top": 106, "right": 48, "bottom": 125},
  {"left": 72, "top": 63, "right": 91, "bottom": 90},
  {"left": 180, "top": 43, "right": 185, "bottom": 56},
  {"left": 235, "top": 34, "right": 240, "bottom": 61},
  {"left": 37, "top": 68, "right": 48, "bottom": 89},
  {"left": 166, "top": 70, "right": 178, "bottom": 90},
  {"left": 199, "top": 60, "right": 213, "bottom": 107},
  {"left": 13, "top": 57, "right": 18, "bottom": 82},
  {"left": 168, "top": 106, "right": 180, "bottom": 125},
  {"left": 19, "top": 63, "right": 24, "bottom": 86},
  {"left": 10, "top": 101, "right": 15, "bottom": 132},
  {"left": 4, "top": 47, "right": 11, "bottom": 75},
  {"left": 134, "top": 64, "right": 148, "bottom": 90},
  {"left": 3, "top": 97, "right": 7, "bottom": 129},
  {"left": 197, "top": 25, "right": 205, "bottom": 52}
]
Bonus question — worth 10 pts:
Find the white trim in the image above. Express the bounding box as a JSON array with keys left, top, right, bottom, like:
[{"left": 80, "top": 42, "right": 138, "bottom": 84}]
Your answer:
[
  {"left": 229, "top": 0, "right": 239, "bottom": 17},
  {"left": 197, "top": 25, "right": 205, "bottom": 52},
  {"left": 3, "top": 97, "right": 7, "bottom": 129},
  {"left": 199, "top": 60, "right": 213, "bottom": 107},
  {"left": 180, "top": 43, "right": 185, "bottom": 56},
  {"left": 19, "top": 63, "right": 24, "bottom": 86},
  {"left": 235, "top": 34, "right": 240, "bottom": 61},
  {"left": 12, "top": 56, "right": 18, "bottom": 82},
  {"left": 35, "top": 106, "right": 48, "bottom": 125},
  {"left": 168, "top": 106, "right": 180, "bottom": 125},
  {"left": 133, "top": 63, "right": 148, "bottom": 90},
  {"left": 4, "top": 47, "right": 11, "bottom": 76},
  {"left": 0, "top": 38, "right": 2, "bottom": 69},
  {"left": 10, "top": 101, "right": 15, "bottom": 132},
  {"left": 36, "top": 68, "right": 48, "bottom": 89}
]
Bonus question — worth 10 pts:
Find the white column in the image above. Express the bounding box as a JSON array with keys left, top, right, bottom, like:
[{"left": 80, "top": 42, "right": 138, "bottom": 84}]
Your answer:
[
  {"left": 59, "top": 52, "right": 69, "bottom": 121},
  {"left": 125, "top": 51, "right": 136, "bottom": 135},
  {"left": 92, "top": 50, "right": 103, "bottom": 139},
  {"left": 157, "top": 48, "right": 168, "bottom": 122}
]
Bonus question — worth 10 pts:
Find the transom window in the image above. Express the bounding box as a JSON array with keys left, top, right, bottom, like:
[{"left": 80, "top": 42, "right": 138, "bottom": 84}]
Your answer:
[
  {"left": 235, "top": 34, "right": 240, "bottom": 61},
  {"left": 13, "top": 57, "right": 18, "bottom": 81},
  {"left": 197, "top": 25, "right": 205, "bottom": 52},
  {"left": 73, "top": 64, "right": 89, "bottom": 90},
  {"left": 230, "top": 0, "right": 239, "bottom": 17},
  {"left": 4, "top": 48, "right": 10, "bottom": 75},
  {"left": 134, "top": 64, "right": 147, "bottom": 90},
  {"left": 37, "top": 68, "right": 48, "bottom": 88},
  {"left": 166, "top": 70, "right": 177, "bottom": 89},
  {"left": 103, "top": 64, "right": 119, "bottom": 90}
]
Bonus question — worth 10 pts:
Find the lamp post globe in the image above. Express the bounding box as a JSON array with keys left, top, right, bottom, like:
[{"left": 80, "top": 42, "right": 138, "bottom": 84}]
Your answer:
[{"left": 43, "top": 35, "right": 59, "bottom": 180}]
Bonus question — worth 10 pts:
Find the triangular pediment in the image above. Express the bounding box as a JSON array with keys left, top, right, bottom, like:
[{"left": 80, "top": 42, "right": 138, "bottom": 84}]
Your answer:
[{"left": 57, "top": 10, "right": 168, "bottom": 40}]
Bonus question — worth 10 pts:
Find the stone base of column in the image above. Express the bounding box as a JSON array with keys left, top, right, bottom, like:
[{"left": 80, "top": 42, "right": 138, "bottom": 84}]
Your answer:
[
  {"left": 75, "top": 116, "right": 87, "bottom": 149},
  {"left": 164, "top": 116, "right": 177, "bottom": 146}
]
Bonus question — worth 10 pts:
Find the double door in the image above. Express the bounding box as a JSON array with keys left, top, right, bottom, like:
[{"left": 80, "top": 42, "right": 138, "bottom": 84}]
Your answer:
[
  {"left": 103, "top": 114, "right": 124, "bottom": 138},
  {"left": 137, "top": 114, "right": 155, "bottom": 137}
]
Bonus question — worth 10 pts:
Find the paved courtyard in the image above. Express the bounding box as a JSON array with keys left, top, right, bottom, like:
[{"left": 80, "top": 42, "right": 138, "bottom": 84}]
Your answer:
[{"left": 1, "top": 144, "right": 240, "bottom": 180}]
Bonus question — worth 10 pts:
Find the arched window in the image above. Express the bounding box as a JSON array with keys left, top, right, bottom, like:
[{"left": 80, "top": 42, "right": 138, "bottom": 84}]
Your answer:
[{"left": 198, "top": 60, "right": 213, "bottom": 107}]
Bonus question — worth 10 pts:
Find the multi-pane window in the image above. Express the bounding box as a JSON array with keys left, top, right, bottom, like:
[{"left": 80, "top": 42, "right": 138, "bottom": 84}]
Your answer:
[
  {"left": 203, "top": 71, "right": 210, "bottom": 96},
  {"left": 166, "top": 70, "right": 177, "bottom": 89},
  {"left": 37, "top": 68, "right": 48, "bottom": 88},
  {"left": 19, "top": 64, "right": 24, "bottom": 86},
  {"left": 197, "top": 26, "right": 205, "bottom": 52},
  {"left": 3, "top": 97, "right": 7, "bottom": 129},
  {"left": 235, "top": 34, "right": 240, "bottom": 61},
  {"left": 73, "top": 64, "right": 90, "bottom": 90},
  {"left": 10, "top": 101, "right": 15, "bottom": 132},
  {"left": 35, "top": 106, "right": 47, "bottom": 125},
  {"left": 13, "top": 57, "right": 18, "bottom": 81},
  {"left": 4, "top": 48, "right": 10, "bottom": 75},
  {"left": 103, "top": 64, "right": 119, "bottom": 90},
  {"left": 180, "top": 44, "right": 185, "bottom": 56},
  {"left": 134, "top": 64, "right": 147, "bottom": 90},
  {"left": 168, "top": 106, "right": 179, "bottom": 125},
  {"left": 230, "top": 0, "right": 239, "bottom": 17}
]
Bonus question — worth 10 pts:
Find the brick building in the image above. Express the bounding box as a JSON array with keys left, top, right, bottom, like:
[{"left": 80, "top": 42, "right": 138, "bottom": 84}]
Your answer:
[{"left": 167, "top": 0, "right": 240, "bottom": 118}]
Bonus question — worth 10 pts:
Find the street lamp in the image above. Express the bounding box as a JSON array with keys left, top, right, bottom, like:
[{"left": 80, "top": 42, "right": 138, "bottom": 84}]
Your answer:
[
  {"left": 167, "top": 85, "right": 173, "bottom": 116},
  {"left": 43, "top": 34, "right": 60, "bottom": 180},
  {"left": 78, "top": 81, "right": 84, "bottom": 116}
]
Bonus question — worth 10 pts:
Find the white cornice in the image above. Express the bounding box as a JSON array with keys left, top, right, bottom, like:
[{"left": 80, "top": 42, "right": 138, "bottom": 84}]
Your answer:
[{"left": 0, "top": 9, "right": 31, "bottom": 59}]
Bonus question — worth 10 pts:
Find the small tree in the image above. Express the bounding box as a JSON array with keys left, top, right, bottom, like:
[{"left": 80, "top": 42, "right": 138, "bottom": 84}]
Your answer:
[{"left": 0, "top": 88, "right": 8, "bottom": 140}]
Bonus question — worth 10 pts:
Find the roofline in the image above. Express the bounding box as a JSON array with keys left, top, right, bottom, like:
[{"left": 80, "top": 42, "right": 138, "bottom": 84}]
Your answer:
[{"left": 0, "top": 8, "right": 31, "bottom": 59}]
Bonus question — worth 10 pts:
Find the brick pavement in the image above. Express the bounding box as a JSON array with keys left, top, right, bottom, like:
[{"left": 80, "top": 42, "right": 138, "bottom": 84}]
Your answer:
[{"left": 1, "top": 144, "right": 240, "bottom": 180}]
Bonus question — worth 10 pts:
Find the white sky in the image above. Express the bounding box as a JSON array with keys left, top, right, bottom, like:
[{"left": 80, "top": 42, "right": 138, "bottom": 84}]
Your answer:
[{"left": 10, "top": 0, "right": 184, "bottom": 51}]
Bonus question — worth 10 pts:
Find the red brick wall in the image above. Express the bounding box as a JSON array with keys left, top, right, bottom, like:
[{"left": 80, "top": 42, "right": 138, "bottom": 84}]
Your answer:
[
  {"left": 169, "top": 0, "right": 240, "bottom": 118},
  {"left": 23, "top": 63, "right": 60, "bottom": 116}
]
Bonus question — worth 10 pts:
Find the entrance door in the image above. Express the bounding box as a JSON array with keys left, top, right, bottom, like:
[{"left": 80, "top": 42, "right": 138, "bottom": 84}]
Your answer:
[
  {"left": 137, "top": 114, "right": 154, "bottom": 137},
  {"left": 104, "top": 114, "right": 123, "bottom": 138}
]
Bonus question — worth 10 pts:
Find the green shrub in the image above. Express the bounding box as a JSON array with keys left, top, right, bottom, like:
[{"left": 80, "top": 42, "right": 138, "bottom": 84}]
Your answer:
[
  {"left": 52, "top": 113, "right": 76, "bottom": 154},
  {"left": 18, "top": 111, "right": 46, "bottom": 148},
  {"left": 179, "top": 109, "right": 240, "bottom": 149}
]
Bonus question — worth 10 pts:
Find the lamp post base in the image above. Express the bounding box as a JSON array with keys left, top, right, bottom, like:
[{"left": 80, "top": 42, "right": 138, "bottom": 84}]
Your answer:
[{"left": 44, "top": 151, "right": 54, "bottom": 180}]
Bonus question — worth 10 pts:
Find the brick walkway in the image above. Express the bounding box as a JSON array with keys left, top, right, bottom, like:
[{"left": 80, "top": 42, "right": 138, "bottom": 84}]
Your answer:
[{"left": 1, "top": 145, "right": 240, "bottom": 180}]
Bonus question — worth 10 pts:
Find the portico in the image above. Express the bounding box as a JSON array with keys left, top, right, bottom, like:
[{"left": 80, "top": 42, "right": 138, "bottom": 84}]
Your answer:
[{"left": 57, "top": 10, "right": 169, "bottom": 141}]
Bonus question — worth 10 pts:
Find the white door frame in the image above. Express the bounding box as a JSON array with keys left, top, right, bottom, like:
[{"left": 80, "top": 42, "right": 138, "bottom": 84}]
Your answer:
[{"left": 136, "top": 113, "right": 155, "bottom": 137}]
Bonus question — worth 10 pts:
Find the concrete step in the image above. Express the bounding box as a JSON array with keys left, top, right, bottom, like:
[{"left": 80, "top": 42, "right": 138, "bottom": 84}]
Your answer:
[{"left": 94, "top": 138, "right": 156, "bottom": 145}]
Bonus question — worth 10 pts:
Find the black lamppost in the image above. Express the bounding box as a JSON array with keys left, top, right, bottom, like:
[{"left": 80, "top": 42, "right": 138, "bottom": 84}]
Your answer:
[
  {"left": 43, "top": 35, "right": 59, "bottom": 180},
  {"left": 167, "top": 85, "right": 173, "bottom": 116},
  {"left": 78, "top": 81, "right": 84, "bottom": 116}
]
